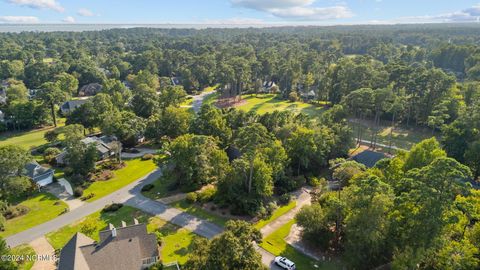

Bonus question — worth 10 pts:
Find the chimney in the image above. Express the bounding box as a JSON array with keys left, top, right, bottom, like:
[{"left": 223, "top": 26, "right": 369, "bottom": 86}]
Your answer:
[
  {"left": 108, "top": 223, "right": 114, "bottom": 230},
  {"left": 112, "top": 227, "right": 117, "bottom": 238},
  {"left": 133, "top": 218, "right": 139, "bottom": 225},
  {"left": 121, "top": 220, "right": 127, "bottom": 227}
]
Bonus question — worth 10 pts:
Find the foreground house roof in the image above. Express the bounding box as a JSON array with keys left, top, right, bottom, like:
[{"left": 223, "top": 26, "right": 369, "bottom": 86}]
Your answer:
[{"left": 59, "top": 221, "right": 159, "bottom": 270}]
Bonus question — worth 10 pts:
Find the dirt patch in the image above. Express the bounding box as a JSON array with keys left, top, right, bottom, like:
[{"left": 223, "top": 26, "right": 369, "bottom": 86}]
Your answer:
[{"left": 216, "top": 96, "right": 247, "bottom": 108}]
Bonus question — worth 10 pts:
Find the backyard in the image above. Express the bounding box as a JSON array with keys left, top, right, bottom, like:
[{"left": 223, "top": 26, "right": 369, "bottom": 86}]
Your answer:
[
  {"left": 0, "top": 118, "right": 66, "bottom": 149},
  {"left": 0, "top": 193, "right": 68, "bottom": 238},
  {"left": 82, "top": 158, "right": 157, "bottom": 202}
]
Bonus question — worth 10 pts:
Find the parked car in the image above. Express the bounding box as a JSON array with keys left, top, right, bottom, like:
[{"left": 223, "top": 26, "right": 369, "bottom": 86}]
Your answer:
[{"left": 274, "top": 256, "right": 296, "bottom": 270}]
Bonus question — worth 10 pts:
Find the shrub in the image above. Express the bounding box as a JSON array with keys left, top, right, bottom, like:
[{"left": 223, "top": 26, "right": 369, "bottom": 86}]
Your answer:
[
  {"left": 154, "top": 231, "right": 164, "bottom": 246},
  {"left": 288, "top": 91, "right": 299, "bottom": 102},
  {"left": 186, "top": 192, "right": 198, "bottom": 204},
  {"left": 90, "top": 170, "right": 115, "bottom": 182},
  {"left": 74, "top": 187, "right": 84, "bottom": 198},
  {"left": 266, "top": 201, "right": 278, "bottom": 216},
  {"left": 80, "top": 193, "right": 95, "bottom": 201},
  {"left": 308, "top": 176, "right": 322, "bottom": 187},
  {"left": 101, "top": 160, "right": 126, "bottom": 171},
  {"left": 44, "top": 147, "right": 61, "bottom": 165},
  {"left": 197, "top": 186, "right": 217, "bottom": 203},
  {"left": 102, "top": 203, "right": 124, "bottom": 212},
  {"left": 0, "top": 215, "right": 5, "bottom": 231},
  {"left": 142, "top": 153, "right": 154, "bottom": 160},
  {"left": 141, "top": 184, "right": 155, "bottom": 192},
  {"left": 4, "top": 205, "right": 30, "bottom": 219},
  {"left": 279, "top": 194, "right": 292, "bottom": 205}
]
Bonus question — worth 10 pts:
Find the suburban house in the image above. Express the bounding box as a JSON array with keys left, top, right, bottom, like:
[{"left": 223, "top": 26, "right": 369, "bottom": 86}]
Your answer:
[
  {"left": 171, "top": 76, "right": 182, "bottom": 86},
  {"left": 58, "top": 220, "right": 159, "bottom": 270},
  {"left": 56, "top": 136, "right": 121, "bottom": 165},
  {"left": 351, "top": 150, "right": 388, "bottom": 168},
  {"left": 301, "top": 90, "right": 317, "bottom": 101},
  {"left": 79, "top": 83, "right": 103, "bottom": 97},
  {"left": 60, "top": 98, "right": 90, "bottom": 115},
  {"left": 23, "top": 161, "right": 55, "bottom": 187},
  {"left": 261, "top": 81, "right": 277, "bottom": 93}
]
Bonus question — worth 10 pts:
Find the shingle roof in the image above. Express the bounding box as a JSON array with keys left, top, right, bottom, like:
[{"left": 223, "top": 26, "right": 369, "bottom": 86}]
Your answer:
[
  {"left": 351, "top": 150, "right": 388, "bottom": 168},
  {"left": 24, "top": 161, "right": 54, "bottom": 183},
  {"left": 59, "top": 223, "right": 158, "bottom": 270}
]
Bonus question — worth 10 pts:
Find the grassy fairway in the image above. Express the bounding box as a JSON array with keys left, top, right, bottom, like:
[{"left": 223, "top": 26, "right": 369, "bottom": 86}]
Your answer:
[
  {"left": 82, "top": 158, "right": 157, "bottom": 202},
  {"left": 235, "top": 94, "right": 325, "bottom": 117},
  {"left": 254, "top": 201, "right": 296, "bottom": 230},
  {"left": 261, "top": 220, "right": 342, "bottom": 270},
  {"left": 11, "top": 244, "right": 36, "bottom": 270},
  {"left": 0, "top": 119, "right": 66, "bottom": 149},
  {"left": 46, "top": 206, "right": 198, "bottom": 264},
  {"left": 170, "top": 200, "right": 229, "bottom": 227},
  {"left": 0, "top": 193, "right": 68, "bottom": 238}
]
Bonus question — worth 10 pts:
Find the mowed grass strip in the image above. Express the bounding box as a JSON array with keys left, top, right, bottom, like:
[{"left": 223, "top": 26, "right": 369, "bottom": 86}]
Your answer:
[
  {"left": 0, "top": 193, "right": 68, "bottom": 238},
  {"left": 254, "top": 200, "right": 296, "bottom": 230},
  {"left": 260, "top": 220, "right": 342, "bottom": 270},
  {"left": 83, "top": 158, "right": 157, "bottom": 202}
]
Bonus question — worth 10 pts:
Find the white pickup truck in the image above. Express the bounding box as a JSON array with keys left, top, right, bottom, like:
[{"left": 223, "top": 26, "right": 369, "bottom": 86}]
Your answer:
[{"left": 274, "top": 256, "right": 296, "bottom": 270}]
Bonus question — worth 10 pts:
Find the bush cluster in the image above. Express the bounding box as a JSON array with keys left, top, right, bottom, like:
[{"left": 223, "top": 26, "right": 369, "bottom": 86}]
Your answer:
[{"left": 102, "top": 203, "right": 124, "bottom": 212}]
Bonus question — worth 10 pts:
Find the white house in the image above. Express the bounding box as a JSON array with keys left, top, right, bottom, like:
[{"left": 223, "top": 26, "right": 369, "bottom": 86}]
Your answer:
[{"left": 24, "top": 161, "right": 55, "bottom": 187}]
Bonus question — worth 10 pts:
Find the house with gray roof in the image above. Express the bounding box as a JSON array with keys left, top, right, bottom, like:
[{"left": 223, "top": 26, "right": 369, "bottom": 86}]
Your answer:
[
  {"left": 79, "top": 83, "right": 103, "bottom": 97},
  {"left": 23, "top": 161, "right": 55, "bottom": 187},
  {"left": 56, "top": 136, "right": 121, "bottom": 165},
  {"left": 58, "top": 220, "right": 159, "bottom": 270},
  {"left": 60, "top": 99, "right": 90, "bottom": 115}
]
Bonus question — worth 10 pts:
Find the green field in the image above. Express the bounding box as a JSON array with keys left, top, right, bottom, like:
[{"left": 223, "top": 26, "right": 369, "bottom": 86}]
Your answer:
[
  {"left": 0, "top": 193, "right": 68, "bottom": 238},
  {"left": 235, "top": 94, "right": 325, "bottom": 117},
  {"left": 254, "top": 201, "right": 296, "bottom": 230},
  {"left": 46, "top": 206, "right": 198, "bottom": 264},
  {"left": 83, "top": 158, "right": 157, "bottom": 201},
  {"left": 170, "top": 199, "right": 229, "bottom": 227},
  {"left": 10, "top": 244, "right": 36, "bottom": 270},
  {"left": 0, "top": 119, "right": 66, "bottom": 149},
  {"left": 260, "top": 220, "right": 342, "bottom": 270}
]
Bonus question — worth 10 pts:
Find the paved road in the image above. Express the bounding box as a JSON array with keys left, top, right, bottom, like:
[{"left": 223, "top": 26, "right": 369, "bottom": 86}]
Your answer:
[{"left": 192, "top": 91, "right": 216, "bottom": 113}]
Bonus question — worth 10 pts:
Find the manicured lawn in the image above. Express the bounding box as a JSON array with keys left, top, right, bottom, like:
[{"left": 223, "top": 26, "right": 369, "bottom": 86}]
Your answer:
[
  {"left": 148, "top": 217, "right": 199, "bottom": 264},
  {"left": 0, "top": 193, "right": 68, "bottom": 238},
  {"left": 170, "top": 200, "right": 229, "bottom": 227},
  {"left": 46, "top": 206, "right": 198, "bottom": 265},
  {"left": 0, "top": 119, "right": 66, "bottom": 149},
  {"left": 11, "top": 244, "right": 36, "bottom": 270},
  {"left": 235, "top": 94, "right": 326, "bottom": 118},
  {"left": 141, "top": 173, "right": 178, "bottom": 200},
  {"left": 82, "top": 158, "right": 157, "bottom": 202},
  {"left": 46, "top": 206, "right": 151, "bottom": 250},
  {"left": 261, "top": 220, "right": 342, "bottom": 270},
  {"left": 254, "top": 201, "right": 296, "bottom": 230}
]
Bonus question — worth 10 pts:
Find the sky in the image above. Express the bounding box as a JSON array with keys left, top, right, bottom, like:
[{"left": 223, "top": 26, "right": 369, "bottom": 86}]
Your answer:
[{"left": 0, "top": 0, "right": 480, "bottom": 25}]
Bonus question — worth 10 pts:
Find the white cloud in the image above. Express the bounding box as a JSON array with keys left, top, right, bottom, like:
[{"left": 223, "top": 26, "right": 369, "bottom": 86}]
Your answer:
[
  {"left": 6, "top": 0, "right": 64, "bottom": 12},
  {"left": 231, "top": 0, "right": 352, "bottom": 21},
  {"left": 379, "top": 4, "right": 480, "bottom": 24},
  {"left": 77, "top": 8, "right": 94, "bottom": 17},
  {"left": 0, "top": 15, "right": 39, "bottom": 23},
  {"left": 62, "top": 16, "right": 75, "bottom": 23}
]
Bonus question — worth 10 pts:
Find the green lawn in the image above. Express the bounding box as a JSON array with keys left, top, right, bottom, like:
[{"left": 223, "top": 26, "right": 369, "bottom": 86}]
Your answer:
[
  {"left": 0, "top": 119, "right": 66, "bottom": 149},
  {"left": 235, "top": 94, "right": 326, "bottom": 118},
  {"left": 82, "top": 158, "right": 157, "bottom": 202},
  {"left": 0, "top": 193, "right": 68, "bottom": 238},
  {"left": 11, "top": 244, "right": 36, "bottom": 270},
  {"left": 261, "top": 220, "right": 342, "bottom": 270},
  {"left": 46, "top": 206, "right": 198, "bottom": 265},
  {"left": 170, "top": 200, "right": 229, "bottom": 227},
  {"left": 255, "top": 201, "right": 296, "bottom": 230},
  {"left": 141, "top": 173, "right": 178, "bottom": 200}
]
